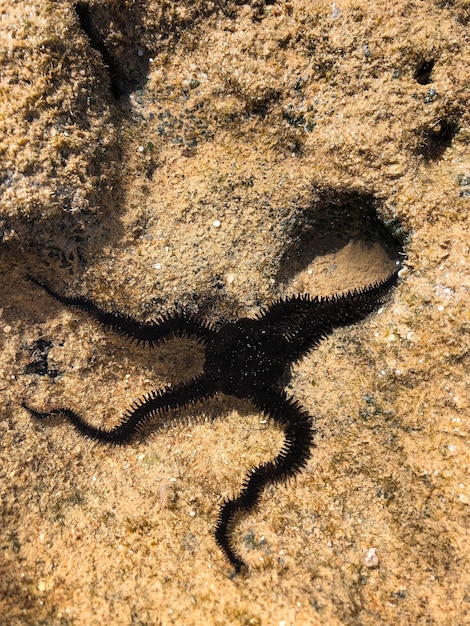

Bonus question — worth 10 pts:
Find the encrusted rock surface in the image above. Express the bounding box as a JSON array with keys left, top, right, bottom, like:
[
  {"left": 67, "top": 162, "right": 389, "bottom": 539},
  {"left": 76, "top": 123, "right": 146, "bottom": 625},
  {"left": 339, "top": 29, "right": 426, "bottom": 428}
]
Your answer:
[{"left": 1, "top": 1, "right": 469, "bottom": 624}]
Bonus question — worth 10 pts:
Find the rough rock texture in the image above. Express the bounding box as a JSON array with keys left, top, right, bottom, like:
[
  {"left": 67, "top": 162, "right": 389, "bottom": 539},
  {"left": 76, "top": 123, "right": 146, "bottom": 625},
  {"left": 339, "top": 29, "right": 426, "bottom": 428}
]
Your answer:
[{"left": 1, "top": 1, "right": 469, "bottom": 624}]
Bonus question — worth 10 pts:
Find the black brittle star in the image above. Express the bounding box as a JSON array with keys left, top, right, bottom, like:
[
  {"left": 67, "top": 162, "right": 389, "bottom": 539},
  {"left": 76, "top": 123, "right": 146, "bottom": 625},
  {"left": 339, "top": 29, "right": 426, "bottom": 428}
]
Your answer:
[{"left": 22, "top": 269, "right": 399, "bottom": 573}]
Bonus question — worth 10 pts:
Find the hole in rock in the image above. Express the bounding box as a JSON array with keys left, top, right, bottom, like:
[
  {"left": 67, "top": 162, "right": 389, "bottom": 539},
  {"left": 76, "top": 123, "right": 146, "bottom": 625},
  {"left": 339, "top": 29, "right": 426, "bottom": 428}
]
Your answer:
[{"left": 276, "top": 189, "right": 404, "bottom": 293}]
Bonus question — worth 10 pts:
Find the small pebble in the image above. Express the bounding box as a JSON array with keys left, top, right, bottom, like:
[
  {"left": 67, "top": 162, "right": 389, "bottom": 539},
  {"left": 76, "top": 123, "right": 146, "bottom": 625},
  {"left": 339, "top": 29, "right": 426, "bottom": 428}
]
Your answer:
[
  {"left": 3, "top": 325, "right": 12, "bottom": 334},
  {"left": 363, "top": 547, "right": 379, "bottom": 568},
  {"left": 212, "top": 219, "right": 221, "bottom": 227}
]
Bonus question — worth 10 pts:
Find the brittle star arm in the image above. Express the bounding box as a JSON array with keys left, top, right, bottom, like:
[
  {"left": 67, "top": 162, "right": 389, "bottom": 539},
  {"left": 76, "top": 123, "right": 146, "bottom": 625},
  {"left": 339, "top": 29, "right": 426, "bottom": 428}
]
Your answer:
[
  {"left": 26, "top": 276, "right": 216, "bottom": 346},
  {"left": 257, "top": 269, "right": 400, "bottom": 362},
  {"left": 214, "top": 389, "right": 315, "bottom": 572},
  {"left": 22, "top": 374, "right": 218, "bottom": 444}
]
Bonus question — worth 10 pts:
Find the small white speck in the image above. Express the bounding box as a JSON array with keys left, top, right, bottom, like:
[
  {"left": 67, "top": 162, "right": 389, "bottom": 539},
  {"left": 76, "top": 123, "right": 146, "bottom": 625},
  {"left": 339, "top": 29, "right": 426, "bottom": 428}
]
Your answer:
[
  {"left": 137, "top": 145, "right": 144, "bottom": 153},
  {"left": 438, "top": 305, "right": 444, "bottom": 312},
  {"left": 331, "top": 3, "right": 341, "bottom": 18},
  {"left": 3, "top": 325, "right": 11, "bottom": 334},
  {"left": 363, "top": 547, "right": 379, "bottom": 568},
  {"left": 189, "top": 510, "right": 196, "bottom": 517},
  {"left": 154, "top": 263, "right": 162, "bottom": 270},
  {"left": 212, "top": 219, "right": 221, "bottom": 227},
  {"left": 387, "top": 333, "right": 396, "bottom": 342},
  {"left": 406, "top": 331, "right": 415, "bottom": 341}
]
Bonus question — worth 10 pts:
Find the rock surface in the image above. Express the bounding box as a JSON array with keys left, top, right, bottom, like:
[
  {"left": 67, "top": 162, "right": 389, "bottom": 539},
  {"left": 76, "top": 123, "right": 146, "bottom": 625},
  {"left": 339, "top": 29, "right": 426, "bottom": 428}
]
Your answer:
[{"left": 1, "top": 1, "right": 469, "bottom": 624}]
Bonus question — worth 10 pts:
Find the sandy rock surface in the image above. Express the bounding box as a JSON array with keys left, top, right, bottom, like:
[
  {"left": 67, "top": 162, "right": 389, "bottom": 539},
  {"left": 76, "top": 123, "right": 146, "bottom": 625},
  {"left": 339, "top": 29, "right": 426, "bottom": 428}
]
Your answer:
[{"left": 1, "top": 1, "right": 469, "bottom": 624}]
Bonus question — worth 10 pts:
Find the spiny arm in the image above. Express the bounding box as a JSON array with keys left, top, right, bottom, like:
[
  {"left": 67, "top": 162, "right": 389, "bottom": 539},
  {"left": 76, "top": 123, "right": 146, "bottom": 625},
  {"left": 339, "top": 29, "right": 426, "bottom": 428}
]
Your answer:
[
  {"left": 258, "top": 268, "right": 399, "bottom": 328},
  {"left": 257, "top": 268, "right": 400, "bottom": 358},
  {"left": 22, "top": 375, "right": 217, "bottom": 444},
  {"left": 27, "top": 276, "right": 215, "bottom": 346},
  {"left": 215, "top": 390, "right": 315, "bottom": 572}
]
